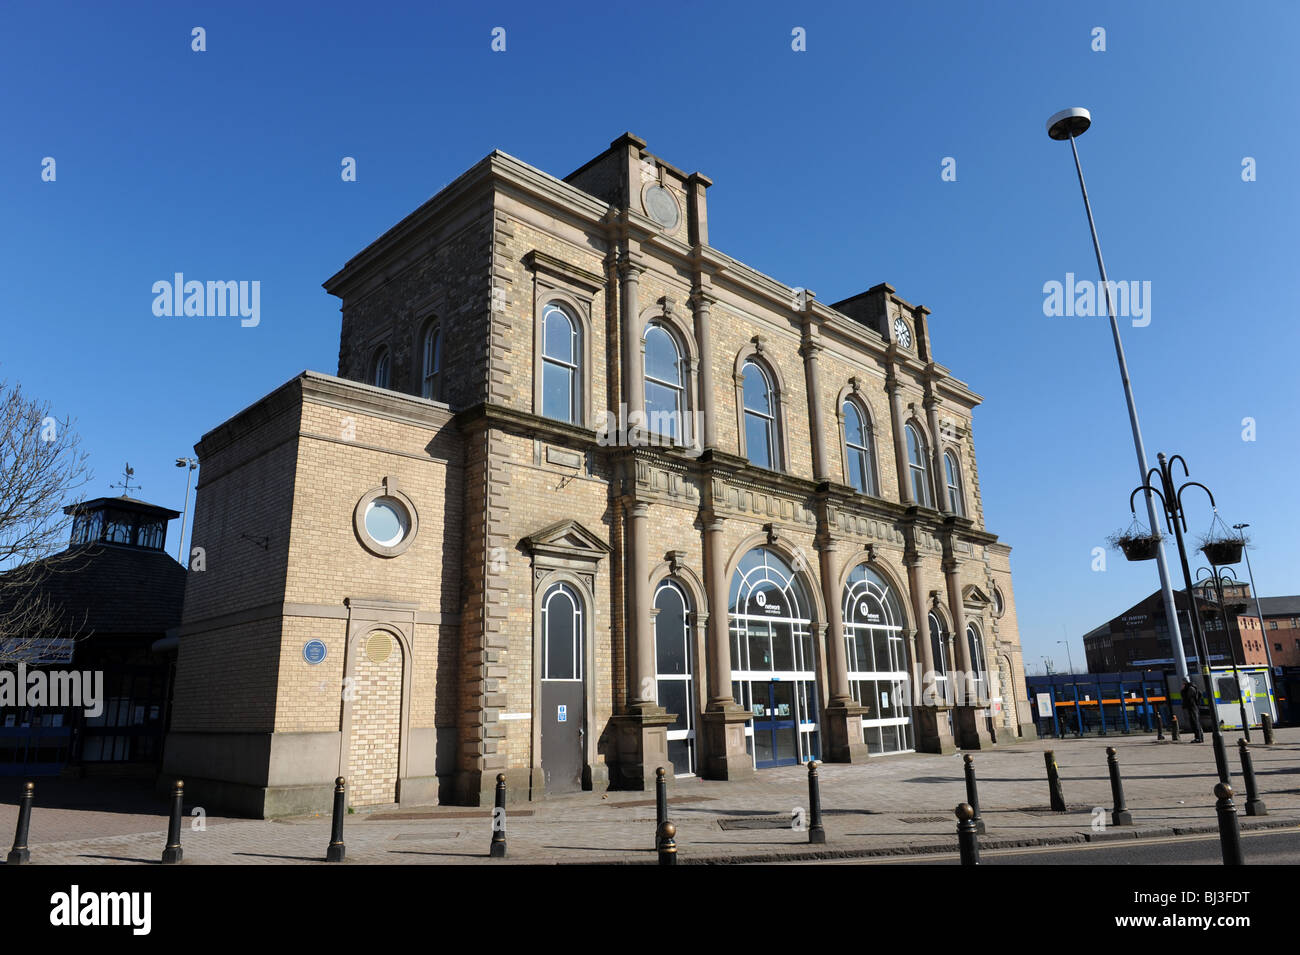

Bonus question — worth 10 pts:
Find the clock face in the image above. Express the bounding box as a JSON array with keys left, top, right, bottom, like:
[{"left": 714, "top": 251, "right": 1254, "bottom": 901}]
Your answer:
[
  {"left": 893, "top": 317, "right": 912, "bottom": 348},
  {"left": 644, "top": 185, "right": 680, "bottom": 231}
]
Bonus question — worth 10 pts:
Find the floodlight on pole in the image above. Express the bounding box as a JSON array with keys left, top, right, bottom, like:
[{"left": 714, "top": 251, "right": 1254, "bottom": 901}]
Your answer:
[
  {"left": 1045, "top": 107, "right": 1191, "bottom": 683},
  {"left": 175, "top": 457, "right": 197, "bottom": 564}
]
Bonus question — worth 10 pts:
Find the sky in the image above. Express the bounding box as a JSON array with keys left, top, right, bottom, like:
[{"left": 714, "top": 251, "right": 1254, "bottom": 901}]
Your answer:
[{"left": 3, "top": 1, "right": 1297, "bottom": 675}]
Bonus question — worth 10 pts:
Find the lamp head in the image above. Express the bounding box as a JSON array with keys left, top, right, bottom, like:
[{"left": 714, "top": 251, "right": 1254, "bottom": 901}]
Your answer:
[{"left": 1047, "top": 107, "right": 1092, "bottom": 141}]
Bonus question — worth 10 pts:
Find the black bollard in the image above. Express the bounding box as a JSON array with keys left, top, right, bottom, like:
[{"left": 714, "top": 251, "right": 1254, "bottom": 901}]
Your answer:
[
  {"left": 1261, "top": 712, "right": 1274, "bottom": 746},
  {"left": 6, "top": 781, "right": 34, "bottom": 865},
  {"left": 326, "top": 776, "right": 346, "bottom": 862},
  {"left": 963, "top": 755, "right": 985, "bottom": 834},
  {"left": 1170, "top": 714, "right": 1180, "bottom": 742},
  {"left": 955, "top": 803, "right": 980, "bottom": 865},
  {"left": 1105, "top": 747, "right": 1133, "bottom": 826},
  {"left": 806, "top": 760, "right": 826, "bottom": 844},
  {"left": 1155, "top": 709, "right": 1165, "bottom": 741},
  {"left": 1214, "top": 783, "right": 1244, "bottom": 865},
  {"left": 1044, "top": 750, "right": 1066, "bottom": 811},
  {"left": 656, "top": 820, "right": 677, "bottom": 866},
  {"left": 1237, "top": 740, "right": 1267, "bottom": 817},
  {"left": 161, "top": 779, "right": 184, "bottom": 864},
  {"left": 655, "top": 766, "right": 668, "bottom": 848},
  {"left": 490, "top": 772, "right": 507, "bottom": 858}
]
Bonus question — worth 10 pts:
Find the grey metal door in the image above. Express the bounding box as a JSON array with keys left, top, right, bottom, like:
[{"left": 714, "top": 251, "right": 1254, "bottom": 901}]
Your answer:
[{"left": 541, "top": 683, "right": 583, "bottom": 793}]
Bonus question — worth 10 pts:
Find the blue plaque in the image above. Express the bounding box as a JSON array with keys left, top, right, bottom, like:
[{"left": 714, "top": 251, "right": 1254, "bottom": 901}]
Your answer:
[{"left": 303, "top": 640, "right": 327, "bottom": 665}]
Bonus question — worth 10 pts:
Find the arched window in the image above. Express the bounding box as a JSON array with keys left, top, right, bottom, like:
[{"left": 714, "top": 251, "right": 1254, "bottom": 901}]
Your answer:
[
  {"left": 421, "top": 324, "right": 442, "bottom": 400},
  {"left": 542, "top": 303, "right": 580, "bottom": 423},
  {"left": 843, "top": 564, "right": 913, "bottom": 754},
  {"left": 842, "top": 400, "right": 878, "bottom": 496},
  {"left": 966, "top": 621, "right": 987, "bottom": 699},
  {"left": 654, "top": 580, "right": 695, "bottom": 775},
  {"left": 944, "top": 450, "right": 965, "bottom": 516},
  {"left": 742, "top": 361, "right": 777, "bottom": 470},
  {"left": 371, "top": 346, "right": 391, "bottom": 389},
  {"left": 906, "top": 423, "right": 931, "bottom": 507},
  {"left": 928, "top": 611, "right": 951, "bottom": 704},
  {"left": 541, "top": 583, "right": 583, "bottom": 681},
  {"left": 644, "top": 323, "right": 684, "bottom": 442},
  {"left": 729, "top": 546, "right": 817, "bottom": 767}
]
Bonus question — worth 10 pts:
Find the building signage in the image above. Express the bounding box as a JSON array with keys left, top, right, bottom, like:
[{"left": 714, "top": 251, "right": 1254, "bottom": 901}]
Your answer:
[
  {"left": 302, "top": 640, "right": 327, "bottom": 665},
  {"left": 1036, "top": 692, "right": 1053, "bottom": 713},
  {"left": 557, "top": 704, "right": 567, "bottom": 723}
]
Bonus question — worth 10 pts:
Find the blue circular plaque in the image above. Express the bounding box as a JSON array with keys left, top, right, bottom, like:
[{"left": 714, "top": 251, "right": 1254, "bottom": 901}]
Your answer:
[{"left": 303, "top": 640, "right": 327, "bottom": 665}]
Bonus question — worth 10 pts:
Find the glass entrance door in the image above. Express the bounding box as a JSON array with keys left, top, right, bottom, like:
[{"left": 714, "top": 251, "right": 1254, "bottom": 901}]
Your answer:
[{"left": 751, "top": 681, "right": 799, "bottom": 768}]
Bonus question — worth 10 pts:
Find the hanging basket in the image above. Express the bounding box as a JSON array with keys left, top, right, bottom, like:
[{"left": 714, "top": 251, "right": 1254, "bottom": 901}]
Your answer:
[
  {"left": 1107, "top": 519, "right": 1161, "bottom": 562},
  {"left": 1198, "top": 512, "right": 1247, "bottom": 566},
  {"left": 1118, "top": 536, "right": 1161, "bottom": 562},
  {"left": 1200, "top": 539, "right": 1243, "bottom": 566}
]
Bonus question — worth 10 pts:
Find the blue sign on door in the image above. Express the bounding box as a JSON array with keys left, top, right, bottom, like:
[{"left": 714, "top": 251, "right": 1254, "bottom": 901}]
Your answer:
[
  {"left": 303, "top": 640, "right": 327, "bottom": 665},
  {"left": 557, "top": 704, "right": 567, "bottom": 722}
]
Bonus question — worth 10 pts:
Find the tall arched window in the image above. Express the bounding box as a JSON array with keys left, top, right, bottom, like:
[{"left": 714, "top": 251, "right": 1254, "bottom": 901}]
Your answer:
[
  {"left": 421, "top": 324, "right": 442, "bottom": 400},
  {"left": 371, "top": 346, "right": 391, "bottom": 389},
  {"left": 742, "top": 361, "right": 777, "bottom": 469},
  {"left": 944, "top": 450, "right": 965, "bottom": 516},
  {"left": 928, "top": 611, "right": 951, "bottom": 704},
  {"left": 654, "top": 580, "right": 695, "bottom": 775},
  {"left": 729, "top": 547, "right": 817, "bottom": 767},
  {"left": 842, "top": 400, "right": 878, "bottom": 496},
  {"left": 966, "top": 621, "right": 987, "bottom": 699},
  {"left": 542, "top": 303, "right": 580, "bottom": 423},
  {"left": 644, "top": 324, "right": 684, "bottom": 442},
  {"left": 906, "top": 423, "right": 931, "bottom": 507},
  {"left": 843, "top": 564, "right": 913, "bottom": 754},
  {"left": 541, "top": 583, "right": 583, "bottom": 681}
]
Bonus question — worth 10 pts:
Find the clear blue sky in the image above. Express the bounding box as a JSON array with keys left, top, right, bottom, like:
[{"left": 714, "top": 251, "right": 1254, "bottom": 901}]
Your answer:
[{"left": 4, "top": 1, "right": 1297, "bottom": 674}]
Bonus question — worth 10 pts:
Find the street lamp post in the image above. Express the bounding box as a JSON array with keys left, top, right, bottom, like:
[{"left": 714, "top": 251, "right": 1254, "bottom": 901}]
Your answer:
[
  {"left": 1046, "top": 108, "right": 1191, "bottom": 684},
  {"left": 175, "top": 457, "right": 197, "bottom": 565},
  {"left": 1197, "top": 567, "right": 1252, "bottom": 742},
  {"left": 1232, "top": 523, "right": 1275, "bottom": 670},
  {"left": 1127, "top": 452, "right": 1231, "bottom": 784},
  {"left": 1057, "top": 639, "right": 1075, "bottom": 675}
]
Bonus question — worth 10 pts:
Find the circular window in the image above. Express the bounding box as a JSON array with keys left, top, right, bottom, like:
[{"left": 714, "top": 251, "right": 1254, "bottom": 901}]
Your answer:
[
  {"left": 353, "top": 481, "right": 418, "bottom": 557},
  {"left": 365, "top": 632, "right": 394, "bottom": 664},
  {"left": 364, "top": 497, "right": 408, "bottom": 547}
]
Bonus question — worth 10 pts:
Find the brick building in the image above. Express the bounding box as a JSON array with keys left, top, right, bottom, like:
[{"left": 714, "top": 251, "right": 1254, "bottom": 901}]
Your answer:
[
  {"left": 163, "top": 133, "right": 1034, "bottom": 816},
  {"left": 1082, "top": 583, "right": 1271, "bottom": 673},
  {"left": 1260, "top": 596, "right": 1300, "bottom": 667}
]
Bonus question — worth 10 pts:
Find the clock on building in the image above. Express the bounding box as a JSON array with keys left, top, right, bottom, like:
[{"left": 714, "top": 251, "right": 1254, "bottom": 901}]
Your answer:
[
  {"left": 643, "top": 184, "right": 680, "bottom": 231},
  {"left": 893, "top": 317, "right": 912, "bottom": 348}
]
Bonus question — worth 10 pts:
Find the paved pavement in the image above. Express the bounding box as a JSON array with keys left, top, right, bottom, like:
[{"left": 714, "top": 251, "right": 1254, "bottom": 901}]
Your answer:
[{"left": 4, "top": 730, "right": 1299, "bottom": 864}]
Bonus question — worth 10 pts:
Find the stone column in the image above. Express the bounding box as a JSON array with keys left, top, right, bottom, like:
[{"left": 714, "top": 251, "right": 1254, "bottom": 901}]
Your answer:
[
  {"left": 886, "top": 374, "right": 913, "bottom": 505},
  {"left": 908, "top": 559, "right": 955, "bottom": 754},
  {"left": 801, "top": 336, "right": 830, "bottom": 483},
  {"left": 690, "top": 287, "right": 717, "bottom": 450},
  {"left": 926, "top": 396, "right": 949, "bottom": 515},
  {"left": 818, "top": 538, "right": 869, "bottom": 762},
  {"left": 610, "top": 497, "right": 675, "bottom": 790},
  {"left": 696, "top": 515, "right": 754, "bottom": 780},
  {"left": 946, "top": 559, "right": 992, "bottom": 749},
  {"left": 619, "top": 253, "right": 645, "bottom": 441}
]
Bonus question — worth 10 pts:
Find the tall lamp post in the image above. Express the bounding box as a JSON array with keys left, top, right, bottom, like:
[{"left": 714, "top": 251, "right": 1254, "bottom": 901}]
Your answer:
[
  {"left": 1196, "top": 567, "right": 1252, "bottom": 742},
  {"left": 1057, "top": 639, "right": 1075, "bottom": 675},
  {"left": 175, "top": 457, "right": 197, "bottom": 565},
  {"left": 1126, "top": 452, "right": 1232, "bottom": 784},
  {"left": 1046, "top": 108, "right": 1191, "bottom": 683},
  {"left": 1232, "top": 523, "right": 1275, "bottom": 670}
]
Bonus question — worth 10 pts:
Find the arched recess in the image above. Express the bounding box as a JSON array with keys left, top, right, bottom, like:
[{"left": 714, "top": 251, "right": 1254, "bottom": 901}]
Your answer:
[
  {"left": 339, "top": 614, "right": 414, "bottom": 806},
  {"left": 530, "top": 568, "right": 599, "bottom": 793},
  {"left": 732, "top": 340, "right": 791, "bottom": 470},
  {"left": 649, "top": 556, "right": 708, "bottom": 773},
  {"left": 640, "top": 307, "right": 699, "bottom": 448},
  {"left": 840, "top": 558, "right": 916, "bottom": 754},
  {"left": 834, "top": 381, "right": 883, "bottom": 496}
]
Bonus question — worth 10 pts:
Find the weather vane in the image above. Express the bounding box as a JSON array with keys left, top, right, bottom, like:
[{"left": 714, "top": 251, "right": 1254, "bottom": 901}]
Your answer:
[{"left": 110, "top": 461, "right": 142, "bottom": 497}]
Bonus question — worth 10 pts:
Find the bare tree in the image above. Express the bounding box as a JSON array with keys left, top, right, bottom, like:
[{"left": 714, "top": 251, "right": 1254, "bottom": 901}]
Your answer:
[{"left": 0, "top": 378, "right": 93, "bottom": 662}]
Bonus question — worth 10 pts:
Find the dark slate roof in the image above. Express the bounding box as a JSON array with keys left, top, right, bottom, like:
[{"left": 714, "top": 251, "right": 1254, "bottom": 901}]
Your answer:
[
  {"left": 64, "top": 495, "right": 180, "bottom": 520},
  {"left": 1259, "top": 596, "right": 1300, "bottom": 617},
  {"left": 0, "top": 543, "right": 185, "bottom": 637}
]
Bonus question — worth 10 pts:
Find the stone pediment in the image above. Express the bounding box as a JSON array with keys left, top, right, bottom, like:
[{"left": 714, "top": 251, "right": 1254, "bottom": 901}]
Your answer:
[
  {"left": 522, "top": 520, "right": 612, "bottom": 564},
  {"left": 962, "top": 584, "right": 993, "bottom": 610}
]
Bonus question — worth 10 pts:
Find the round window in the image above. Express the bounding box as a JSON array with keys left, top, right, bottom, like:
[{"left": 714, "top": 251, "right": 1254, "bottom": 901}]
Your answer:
[{"left": 364, "top": 497, "right": 409, "bottom": 547}]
